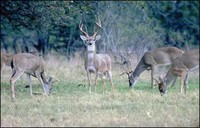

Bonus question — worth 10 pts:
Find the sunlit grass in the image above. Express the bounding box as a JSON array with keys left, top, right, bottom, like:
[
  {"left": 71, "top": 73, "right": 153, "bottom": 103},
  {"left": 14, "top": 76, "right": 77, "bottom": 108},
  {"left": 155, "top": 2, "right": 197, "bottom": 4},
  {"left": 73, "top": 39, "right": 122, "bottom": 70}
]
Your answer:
[{"left": 1, "top": 54, "right": 199, "bottom": 127}]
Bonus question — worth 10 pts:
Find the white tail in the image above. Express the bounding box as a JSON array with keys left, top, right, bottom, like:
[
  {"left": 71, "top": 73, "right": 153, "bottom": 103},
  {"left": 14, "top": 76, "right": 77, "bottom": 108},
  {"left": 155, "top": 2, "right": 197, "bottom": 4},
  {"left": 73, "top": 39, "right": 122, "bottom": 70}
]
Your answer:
[
  {"left": 79, "top": 20, "right": 114, "bottom": 95},
  {"left": 158, "top": 49, "right": 199, "bottom": 95},
  {"left": 127, "top": 47, "right": 184, "bottom": 89},
  {"left": 10, "top": 53, "right": 59, "bottom": 99}
]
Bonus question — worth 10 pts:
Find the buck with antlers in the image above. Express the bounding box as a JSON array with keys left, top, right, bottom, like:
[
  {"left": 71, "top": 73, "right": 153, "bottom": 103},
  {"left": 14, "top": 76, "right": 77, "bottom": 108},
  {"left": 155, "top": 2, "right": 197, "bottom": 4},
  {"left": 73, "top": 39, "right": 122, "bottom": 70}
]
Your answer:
[
  {"left": 10, "top": 53, "right": 59, "bottom": 99},
  {"left": 120, "top": 47, "right": 184, "bottom": 89},
  {"left": 157, "top": 49, "right": 199, "bottom": 95},
  {"left": 79, "top": 19, "right": 114, "bottom": 95}
]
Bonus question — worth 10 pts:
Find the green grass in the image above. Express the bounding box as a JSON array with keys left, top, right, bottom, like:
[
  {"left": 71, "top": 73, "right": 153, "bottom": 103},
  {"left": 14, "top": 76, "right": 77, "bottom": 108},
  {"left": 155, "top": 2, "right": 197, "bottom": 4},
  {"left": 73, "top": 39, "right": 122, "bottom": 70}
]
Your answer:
[{"left": 1, "top": 55, "right": 199, "bottom": 127}]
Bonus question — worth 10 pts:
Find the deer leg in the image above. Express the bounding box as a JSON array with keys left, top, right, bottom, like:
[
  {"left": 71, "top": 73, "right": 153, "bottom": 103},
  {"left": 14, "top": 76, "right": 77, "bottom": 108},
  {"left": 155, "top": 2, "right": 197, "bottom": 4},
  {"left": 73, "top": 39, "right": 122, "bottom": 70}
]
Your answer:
[
  {"left": 35, "top": 73, "right": 47, "bottom": 95},
  {"left": 10, "top": 70, "right": 24, "bottom": 99},
  {"left": 171, "top": 77, "right": 177, "bottom": 88},
  {"left": 94, "top": 72, "right": 98, "bottom": 93},
  {"left": 101, "top": 75, "right": 106, "bottom": 94},
  {"left": 180, "top": 71, "right": 187, "bottom": 94},
  {"left": 184, "top": 73, "right": 189, "bottom": 89},
  {"left": 184, "top": 73, "right": 189, "bottom": 94},
  {"left": 107, "top": 71, "right": 114, "bottom": 96},
  {"left": 87, "top": 71, "right": 92, "bottom": 93},
  {"left": 151, "top": 66, "right": 156, "bottom": 89},
  {"left": 26, "top": 74, "right": 33, "bottom": 97}
]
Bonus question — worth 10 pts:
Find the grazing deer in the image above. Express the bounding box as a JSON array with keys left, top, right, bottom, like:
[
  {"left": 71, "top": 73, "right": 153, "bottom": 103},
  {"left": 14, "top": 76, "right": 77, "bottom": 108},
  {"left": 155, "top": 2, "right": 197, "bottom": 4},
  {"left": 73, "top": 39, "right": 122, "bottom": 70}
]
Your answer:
[
  {"left": 124, "top": 47, "right": 184, "bottom": 89},
  {"left": 79, "top": 19, "right": 114, "bottom": 94},
  {"left": 157, "top": 49, "right": 199, "bottom": 95},
  {"left": 10, "top": 53, "right": 59, "bottom": 99},
  {"left": 1, "top": 50, "right": 40, "bottom": 74}
]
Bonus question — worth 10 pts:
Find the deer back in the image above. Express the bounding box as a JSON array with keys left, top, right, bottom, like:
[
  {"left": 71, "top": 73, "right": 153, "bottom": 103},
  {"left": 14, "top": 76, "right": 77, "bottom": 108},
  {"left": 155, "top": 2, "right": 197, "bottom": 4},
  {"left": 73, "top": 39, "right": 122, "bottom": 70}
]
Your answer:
[{"left": 12, "top": 53, "right": 44, "bottom": 75}]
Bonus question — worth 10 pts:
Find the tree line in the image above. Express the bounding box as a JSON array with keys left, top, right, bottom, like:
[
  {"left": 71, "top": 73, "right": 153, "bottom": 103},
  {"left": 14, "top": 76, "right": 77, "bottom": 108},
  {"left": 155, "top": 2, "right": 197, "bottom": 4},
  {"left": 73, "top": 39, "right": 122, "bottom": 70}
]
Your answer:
[{"left": 1, "top": 1, "right": 199, "bottom": 62}]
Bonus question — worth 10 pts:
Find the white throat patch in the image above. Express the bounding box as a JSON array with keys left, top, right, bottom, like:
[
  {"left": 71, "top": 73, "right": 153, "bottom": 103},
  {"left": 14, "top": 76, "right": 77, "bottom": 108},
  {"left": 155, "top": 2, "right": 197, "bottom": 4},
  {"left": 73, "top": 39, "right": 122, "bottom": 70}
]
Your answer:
[{"left": 87, "top": 45, "right": 95, "bottom": 52}]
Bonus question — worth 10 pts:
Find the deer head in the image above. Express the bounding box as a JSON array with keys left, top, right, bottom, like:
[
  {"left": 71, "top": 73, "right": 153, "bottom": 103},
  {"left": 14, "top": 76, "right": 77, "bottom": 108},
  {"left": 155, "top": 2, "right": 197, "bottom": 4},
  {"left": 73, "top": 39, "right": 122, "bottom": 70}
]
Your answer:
[
  {"left": 119, "top": 70, "right": 133, "bottom": 87},
  {"left": 45, "top": 77, "right": 60, "bottom": 95},
  {"left": 79, "top": 19, "right": 102, "bottom": 52},
  {"left": 157, "top": 76, "right": 168, "bottom": 95}
]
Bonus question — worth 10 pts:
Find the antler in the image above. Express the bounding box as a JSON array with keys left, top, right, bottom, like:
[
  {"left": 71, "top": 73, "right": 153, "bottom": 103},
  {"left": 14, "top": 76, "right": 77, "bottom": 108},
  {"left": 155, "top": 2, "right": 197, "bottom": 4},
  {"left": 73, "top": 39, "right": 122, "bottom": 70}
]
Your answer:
[
  {"left": 119, "top": 70, "right": 132, "bottom": 76},
  {"left": 93, "top": 19, "right": 102, "bottom": 37},
  {"left": 79, "top": 21, "right": 89, "bottom": 37}
]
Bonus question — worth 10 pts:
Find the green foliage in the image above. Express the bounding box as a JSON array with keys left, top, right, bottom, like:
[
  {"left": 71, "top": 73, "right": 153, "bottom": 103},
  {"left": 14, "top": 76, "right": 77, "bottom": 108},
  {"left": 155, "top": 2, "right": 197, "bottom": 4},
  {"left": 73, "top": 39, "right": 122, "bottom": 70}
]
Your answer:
[
  {"left": 1, "top": 1, "right": 199, "bottom": 57},
  {"left": 147, "top": 1, "right": 199, "bottom": 48}
]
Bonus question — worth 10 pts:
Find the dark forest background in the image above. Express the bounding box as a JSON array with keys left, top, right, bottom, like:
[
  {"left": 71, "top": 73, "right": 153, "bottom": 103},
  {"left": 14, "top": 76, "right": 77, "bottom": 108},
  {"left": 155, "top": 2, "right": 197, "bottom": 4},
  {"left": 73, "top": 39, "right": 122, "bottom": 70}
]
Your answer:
[{"left": 1, "top": 1, "right": 199, "bottom": 63}]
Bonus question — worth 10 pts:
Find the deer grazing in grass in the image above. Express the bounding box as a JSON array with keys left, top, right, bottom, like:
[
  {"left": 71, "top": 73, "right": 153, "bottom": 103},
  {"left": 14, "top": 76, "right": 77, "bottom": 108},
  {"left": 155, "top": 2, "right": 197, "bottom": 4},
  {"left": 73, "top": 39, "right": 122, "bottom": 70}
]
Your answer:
[
  {"left": 157, "top": 49, "right": 199, "bottom": 95},
  {"left": 120, "top": 47, "right": 184, "bottom": 89},
  {"left": 79, "top": 19, "right": 114, "bottom": 95},
  {"left": 1, "top": 49, "right": 40, "bottom": 74},
  {"left": 10, "top": 53, "right": 59, "bottom": 99}
]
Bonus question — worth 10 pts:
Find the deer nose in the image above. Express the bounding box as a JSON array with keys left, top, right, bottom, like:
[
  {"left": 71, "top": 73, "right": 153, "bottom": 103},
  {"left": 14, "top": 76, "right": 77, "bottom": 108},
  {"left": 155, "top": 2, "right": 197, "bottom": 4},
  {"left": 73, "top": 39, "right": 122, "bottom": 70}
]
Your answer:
[{"left": 89, "top": 42, "right": 92, "bottom": 45}]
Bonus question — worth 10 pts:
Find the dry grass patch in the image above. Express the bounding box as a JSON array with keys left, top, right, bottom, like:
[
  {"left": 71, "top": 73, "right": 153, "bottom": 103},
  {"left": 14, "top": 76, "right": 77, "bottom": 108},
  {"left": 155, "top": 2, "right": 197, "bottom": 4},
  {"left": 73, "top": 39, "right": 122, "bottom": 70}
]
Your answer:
[{"left": 1, "top": 54, "right": 199, "bottom": 127}]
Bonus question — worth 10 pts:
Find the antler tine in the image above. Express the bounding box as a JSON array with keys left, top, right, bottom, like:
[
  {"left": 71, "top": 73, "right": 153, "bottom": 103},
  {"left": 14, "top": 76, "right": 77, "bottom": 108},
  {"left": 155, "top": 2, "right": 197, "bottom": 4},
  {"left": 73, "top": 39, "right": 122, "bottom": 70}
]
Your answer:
[
  {"left": 119, "top": 72, "right": 126, "bottom": 76},
  {"left": 119, "top": 69, "right": 132, "bottom": 76},
  {"left": 79, "top": 21, "right": 89, "bottom": 37},
  {"left": 93, "top": 19, "right": 102, "bottom": 37}
]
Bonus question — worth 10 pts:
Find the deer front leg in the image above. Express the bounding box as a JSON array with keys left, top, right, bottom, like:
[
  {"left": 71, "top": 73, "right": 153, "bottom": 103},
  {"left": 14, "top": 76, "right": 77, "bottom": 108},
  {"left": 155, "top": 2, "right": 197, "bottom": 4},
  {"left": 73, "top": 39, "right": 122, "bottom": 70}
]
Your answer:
[
  {"left": 108, "top": 71, "right": 115, "bottom": 96},
  {"left": 35, "top": 73, "right": 47, "bottom": 95},
  {"left": 87, "top": 71, "right": 92, "bottom": 93}
]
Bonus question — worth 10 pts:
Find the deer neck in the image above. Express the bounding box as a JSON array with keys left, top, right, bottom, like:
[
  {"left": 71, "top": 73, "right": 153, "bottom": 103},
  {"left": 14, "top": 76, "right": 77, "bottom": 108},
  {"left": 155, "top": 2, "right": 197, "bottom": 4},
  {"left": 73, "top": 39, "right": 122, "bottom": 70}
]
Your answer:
[
  {"left": 132, "top": 58, "right": 146, "bottom": 78},
  {"left": 164, "top": 68, "right": 177, "bottom": 86},
  {"left": 86, "top": 48, "right": 97, "bottom": 68}
]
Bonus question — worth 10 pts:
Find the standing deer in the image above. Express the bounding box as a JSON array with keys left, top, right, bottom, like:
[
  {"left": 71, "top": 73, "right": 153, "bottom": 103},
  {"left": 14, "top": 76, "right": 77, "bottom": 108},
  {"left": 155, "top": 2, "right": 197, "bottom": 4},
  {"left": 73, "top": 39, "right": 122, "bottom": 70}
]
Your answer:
[
  {"left": 10, "top": 53, "right": 58, "bottom": 99},
  {"left": 157, "top": 49, "right": 199, "bottom": 95},
  {"left": 79, "top": 20, "right": 114, "bottom": 95},
  {"left": 125, "top": 47, "right": 184, "bottom": 89}
]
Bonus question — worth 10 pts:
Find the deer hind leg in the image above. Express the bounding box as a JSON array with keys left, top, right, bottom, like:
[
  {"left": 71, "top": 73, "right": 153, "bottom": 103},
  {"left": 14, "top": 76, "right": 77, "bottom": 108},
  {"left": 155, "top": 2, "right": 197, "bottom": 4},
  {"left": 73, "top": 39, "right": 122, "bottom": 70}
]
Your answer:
[
  {"left": 183, "top": 73, "right": 189, "bottom": 94},
  {"left": 107, "top": 71, "right": 114, "bottom": 95},
  {"left": 26, "top": 74, "right": 33, "bottom": 97},
  {"left": 184, "top": 73, "right": 189, "bottom": 89},
  {"left": 151, "top": 66, "right": 156, "bottom": 89},
  {"left": 94, "top": 72, "right": 98, "bottom": 93},
  {"left": 101, "top": 74, "right": 106, "bottom": 94},
  {"left": 10, "top": 70, "right": 24, "bottom": 99},
  {"left": 180, "top": 70, "right": 187, "bottom": 94}
]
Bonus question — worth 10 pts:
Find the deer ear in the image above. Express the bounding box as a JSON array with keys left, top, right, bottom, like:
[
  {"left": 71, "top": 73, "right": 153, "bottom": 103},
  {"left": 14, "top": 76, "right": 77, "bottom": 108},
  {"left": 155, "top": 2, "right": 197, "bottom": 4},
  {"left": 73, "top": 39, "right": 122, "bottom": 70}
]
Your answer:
[
  {"left": 80, "top": 35, "right": 87, "bottom": 41},
  {"left": 95, "top": 35, "right": 101, "bottom": 41}
]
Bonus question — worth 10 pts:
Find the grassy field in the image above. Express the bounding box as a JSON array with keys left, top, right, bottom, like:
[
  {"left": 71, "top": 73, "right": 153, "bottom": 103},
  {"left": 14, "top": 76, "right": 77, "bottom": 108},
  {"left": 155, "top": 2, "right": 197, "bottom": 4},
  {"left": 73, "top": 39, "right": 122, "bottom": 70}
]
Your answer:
[{"left": 1, "top": 54, "right": 199, "bottom": 127}]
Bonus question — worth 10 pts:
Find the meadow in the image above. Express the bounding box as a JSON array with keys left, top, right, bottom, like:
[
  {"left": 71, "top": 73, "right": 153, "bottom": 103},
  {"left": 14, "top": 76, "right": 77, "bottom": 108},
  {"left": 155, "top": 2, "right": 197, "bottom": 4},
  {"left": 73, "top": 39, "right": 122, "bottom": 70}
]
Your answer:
[{"left": 1, "top": 53, "right": 199, "bottom": 127}]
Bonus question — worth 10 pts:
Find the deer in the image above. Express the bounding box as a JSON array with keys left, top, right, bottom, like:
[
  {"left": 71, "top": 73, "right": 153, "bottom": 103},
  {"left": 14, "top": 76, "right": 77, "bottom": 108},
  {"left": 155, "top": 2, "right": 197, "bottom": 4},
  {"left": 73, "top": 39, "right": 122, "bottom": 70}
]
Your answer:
[
  {"left": 120, "top": 47, "right": 184, "bottom": 89},
  {"left": 79, "top": 19, "right": 114, "bottom": 95},
  {"left": 10, "top": 53, "right": 59, "bottom": 99},
  {"left": 157, "top": 49, "right": 199, "bottom": 95},
  {"left": 1, "top": 49, "right": 40, "bottom": 74}
]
